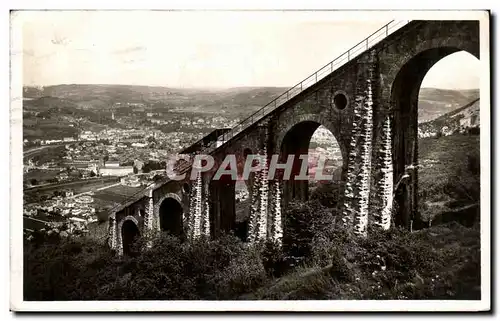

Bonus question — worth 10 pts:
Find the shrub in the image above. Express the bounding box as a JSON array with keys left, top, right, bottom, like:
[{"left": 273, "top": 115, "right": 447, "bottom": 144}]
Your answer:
[
  {"left": 283, "top": 199, "right": 337, "bottom": 258},
  {"left": 209, "top": 245, "right": 267, "bottom": 299},
  {"left": 24, "top": 207, "right": 481, "bottom": 301},
  {"left": 310, "top": 181, "right": 343, "bottom": 208},
  {"left": 260, "top": 240, "right": 288, "bottom": 277}
]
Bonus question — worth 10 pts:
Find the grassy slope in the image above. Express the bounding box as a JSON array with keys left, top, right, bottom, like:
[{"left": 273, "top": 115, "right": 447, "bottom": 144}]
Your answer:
[
  {"left": 242, "top": 223, "right": 480, "bottom": 300},
  {"left": 418, "top": 134, "right": 480, "bottom": 221},
  {"left": 241, "top": 134, "right": 482, "bottom": 300}
]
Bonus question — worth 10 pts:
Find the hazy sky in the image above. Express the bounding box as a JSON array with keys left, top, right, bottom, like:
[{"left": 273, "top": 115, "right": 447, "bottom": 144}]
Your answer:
[{"left": 18, "top": 11, "right": 479, "bottom": 89}]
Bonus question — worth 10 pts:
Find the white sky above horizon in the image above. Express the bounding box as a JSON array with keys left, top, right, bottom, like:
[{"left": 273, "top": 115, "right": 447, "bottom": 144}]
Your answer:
[{"left": 18, "top": 11, "right": 479, "bottom": 89}]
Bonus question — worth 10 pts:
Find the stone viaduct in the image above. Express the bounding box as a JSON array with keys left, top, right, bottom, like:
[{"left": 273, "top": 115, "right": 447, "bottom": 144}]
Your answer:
[{"left": 107, "top": 20, "right": 479, "bottom": 255}]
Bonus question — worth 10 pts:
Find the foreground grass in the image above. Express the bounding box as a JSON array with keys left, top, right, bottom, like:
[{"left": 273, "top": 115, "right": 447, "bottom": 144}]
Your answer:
[
  {"left": 418, "top": 134, "right": 480, "bottom": 222},
  {"left": 244, "top": 223, "right": 480, "bottom": 300}
]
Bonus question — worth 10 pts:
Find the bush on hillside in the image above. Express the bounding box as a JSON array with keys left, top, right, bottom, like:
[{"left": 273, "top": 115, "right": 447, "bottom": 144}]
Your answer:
[
  {"left": 310, "top": 180, "right": 343, "bottom": 208},
  {"left": 248, "top": 222, "right": 480, "bottom": 300},
  {"left": 24, "top": 188, "right": 481, "bottom": 301},
  {"left": 283, "top": 199, "right": 338, "bottom": 259},
  {"left": 24, "top": 233, "right": 269, "bottom": 300}
]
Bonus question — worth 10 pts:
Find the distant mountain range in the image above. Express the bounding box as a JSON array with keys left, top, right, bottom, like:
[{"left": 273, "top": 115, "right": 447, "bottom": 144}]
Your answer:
[
  {"left": 22, "top": 85, "right": 288, "bottom": 114},
  {"left": 22, "top": 85, "right": 479, "bottom": 141},
  {"left": 24, "top": 85, "right": 478, "bottom": 118},
  {"left": 418, "top": 88, "right": 479, "bottom": 122}
]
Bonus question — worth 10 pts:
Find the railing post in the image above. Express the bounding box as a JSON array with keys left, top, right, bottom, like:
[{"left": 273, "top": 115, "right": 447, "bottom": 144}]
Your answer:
[
  {"left": 366, "top": 37, "right": 369, "bottom": 49},
  {"left": 386, "top": 24, "right": 389, "bottom": 36},
  {"left": 347, "top": 51, "right": 350, "bottom": 60},
  {"left": 300, "top": 82, "right": 302, "bottom": 91},
  {"left": 331, "top": 61, "right": 333, "bottom": 72},
  {"left": 315, "top": 73, "right": 317, "bottom": 83}
]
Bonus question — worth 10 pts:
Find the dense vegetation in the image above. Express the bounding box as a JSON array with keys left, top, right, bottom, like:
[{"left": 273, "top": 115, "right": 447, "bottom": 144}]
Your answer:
[
  {"left": 23, "top": 133, "right": 481, "bottom": 301},
  {"left": 23, "top": 214, "right": 480, "bottom": 301}
]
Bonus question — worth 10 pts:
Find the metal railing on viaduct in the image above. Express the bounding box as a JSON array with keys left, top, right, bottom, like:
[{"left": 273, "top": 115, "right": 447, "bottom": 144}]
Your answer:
[{"left": 107, "top": 19, "right": 411, "bottom": 216}]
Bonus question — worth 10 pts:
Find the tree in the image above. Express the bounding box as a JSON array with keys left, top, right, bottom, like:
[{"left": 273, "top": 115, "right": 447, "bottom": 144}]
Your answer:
[
  {"left": 48, "top": 178, "right": 59, "bottom": 184},
  {"left": 142, "top": 164, "right": 151, "bottom": 174},
  {"left": 103, "top": 155, "right": 109, "bottom": 166},
  {"left": 310, "top": 181, "right": 343, "bottom": 208},
  {"left": 133, "top": 166, "right": 138, "bottom": 174}
]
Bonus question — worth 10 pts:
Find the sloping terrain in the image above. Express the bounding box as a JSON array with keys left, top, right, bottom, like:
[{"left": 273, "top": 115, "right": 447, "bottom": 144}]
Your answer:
[
  {"left": 418, "top": 88, "right": 479, "bottom": 122},
  {"left": 419, "top": 98, "right": 480, "bottom": 135},
  {"left": 418, "top": 134, "right": 480, "bottom": 223}
]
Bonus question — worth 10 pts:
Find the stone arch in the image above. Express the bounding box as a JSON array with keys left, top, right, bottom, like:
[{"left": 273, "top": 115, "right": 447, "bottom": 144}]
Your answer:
[
  {"left": 156, "top": 193, "right": 184, "bottom": 237},
  {"left": 119, "top": 216, "right": 140, "bottom": 256},
  {"left": 388, "top": 38, "right": 479, "bottom": 228},
  {"left": 155, "top": 192, "right": 182, "bottom": 210},
  {"left": 275, "top": 114, "right": 346, "bottom": 159},
  {"left": 278, "top": 118, "right": 347, "bottom": 209},
  {"left": 380, "top": 20, "right": 479, "bottom": 105}
]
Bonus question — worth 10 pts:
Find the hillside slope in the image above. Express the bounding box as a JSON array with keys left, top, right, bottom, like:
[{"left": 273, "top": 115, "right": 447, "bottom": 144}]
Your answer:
[
  {"left": 418, "top": 134, "right": 480, "bottom": 223},
  {"left": 419, "top": 98, "right": 480, "bottom": 137},
  {"left": 23, "top": 96, "right": 119, "bottom": 140},
  {"left": 418, "top": 88, "right": 479, "bottom": 122}
]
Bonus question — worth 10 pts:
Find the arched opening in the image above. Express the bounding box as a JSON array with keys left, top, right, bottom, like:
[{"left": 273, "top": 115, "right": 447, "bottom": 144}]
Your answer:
[
  {"left": 122, "top": 220, "right": 140, "bottom": 256},
  {"left": 280, "top": 121, "right": 320, "bottom": 207},
  {"left": 279, "top": 122, "right": 344, "bottom": 260},
  {"left": 417, "top": 51, "right": 480, "bottom": 228},
  {"left": 308, "top": 125, "right": 344, "bottom": 209},
  {"left": 280, "top": 121, "right": 344, "bottom": 210},
  {"left": 159, "top": 197, "right": 183, "bottom": 237},
  {"left": 391, "top": 47, "right": 479, "bottom": 230}
]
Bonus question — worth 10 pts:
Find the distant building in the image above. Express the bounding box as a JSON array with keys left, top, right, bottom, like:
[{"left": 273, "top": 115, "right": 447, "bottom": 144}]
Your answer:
[
  {"left": 57, "top": 172, "right": 69, "bottom": 181},
  {"left": 459, "top": 113, "right": 480, "bottom": 128},
  {"left": 104, "top": 161, "right": 120, "bottom": 168},
  {"left": 440, "top": 126, "right": 453, "bottom": 137},
  {"left": 132, "top": 142, "right": 147, "bottom": 148},
  {"left": 120, "top": 175, "right": 142, "bottom": 187},
  {"left": 42, "top": 139, "right": 63, "bottom": 145},
  {"left": 100, "top": 166, "right": 134, "bottom": 177}
]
